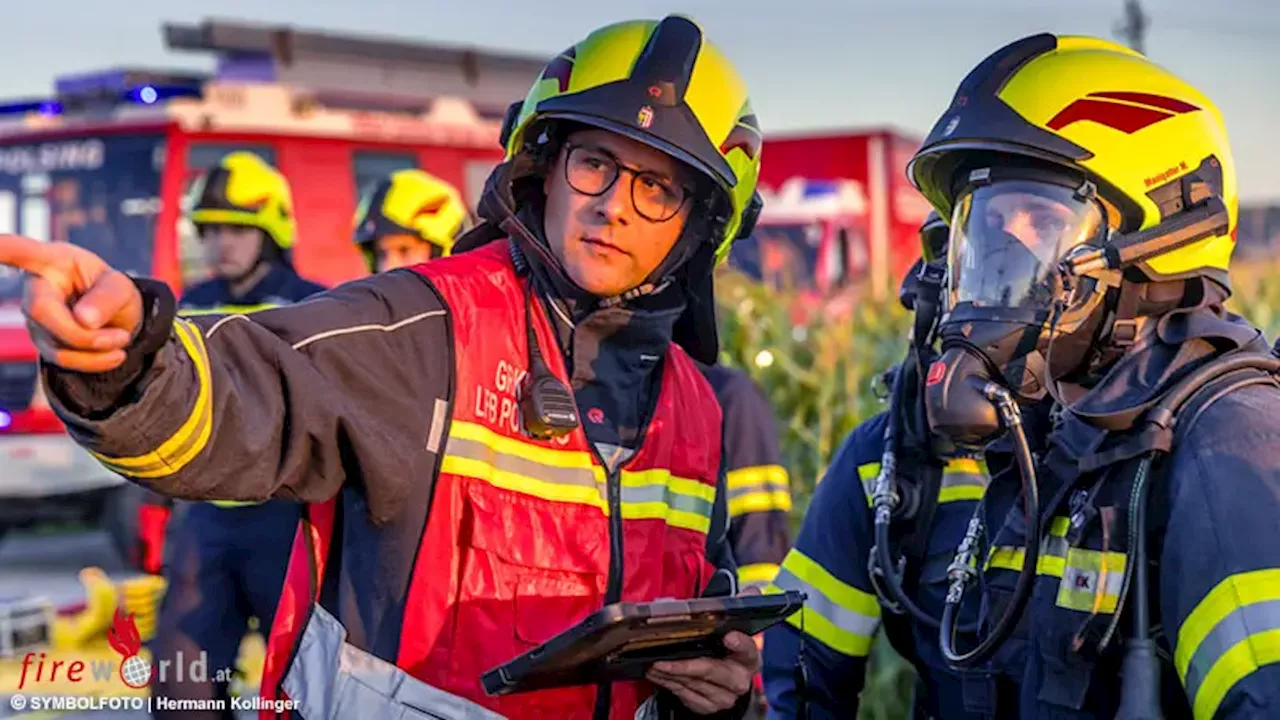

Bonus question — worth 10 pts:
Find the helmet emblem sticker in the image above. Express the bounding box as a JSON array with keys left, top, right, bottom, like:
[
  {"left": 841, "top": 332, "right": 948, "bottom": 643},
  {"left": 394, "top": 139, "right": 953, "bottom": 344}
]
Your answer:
[
  {"left": 637, "top": 105, "right": 655, "bottom": 129},
  {"left": 943, "top": 116, "right": 960, "bottom": 136}
]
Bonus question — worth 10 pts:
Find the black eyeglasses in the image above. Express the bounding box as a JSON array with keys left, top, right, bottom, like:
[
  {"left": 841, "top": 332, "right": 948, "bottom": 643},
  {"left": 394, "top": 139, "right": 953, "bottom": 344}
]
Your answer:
[{"left": 562, "top": 143, "right": 691, "bottom": 222}]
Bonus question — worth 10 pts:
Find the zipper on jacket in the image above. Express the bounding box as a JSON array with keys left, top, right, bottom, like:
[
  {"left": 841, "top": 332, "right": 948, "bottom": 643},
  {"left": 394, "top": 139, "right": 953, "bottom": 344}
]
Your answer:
[
  {"left": 592, "top": 460, "right": 625, "bottom": 720},
  {"left": 604, "top": 465, "right": 625, "bottom": 605}
]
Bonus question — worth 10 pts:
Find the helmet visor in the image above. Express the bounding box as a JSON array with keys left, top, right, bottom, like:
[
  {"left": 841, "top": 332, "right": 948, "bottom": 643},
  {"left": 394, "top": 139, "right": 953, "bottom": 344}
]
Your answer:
[{"left": 947, "top": 180, "right": 1106, "bottom": 312}]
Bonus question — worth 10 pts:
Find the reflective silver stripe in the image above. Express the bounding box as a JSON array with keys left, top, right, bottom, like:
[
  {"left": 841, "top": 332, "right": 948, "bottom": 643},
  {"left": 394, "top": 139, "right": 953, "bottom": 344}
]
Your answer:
[
  {"left": 941, "top": 472, "right": 988, "bottom": 490},
  {"left": 446, "top": 436, "right": 602, "bottom": 491},
  {"left": 860, "top": 474, "right": 877, "bottom": 499},
  {"left": 1044, "top": 534, "right": 1069, "bottom": 559},
  {"left": 1183, "top": 598, "right": 1280, "bottom": 706},
  {"left": 283, "top": 605, "right": 507, "bottom": 720},
  {"left": 622, "top": 483, "right": 714, "bottom": 518},
  {"left": 772, "top": 567, "right": 880, "bottom": 638}
]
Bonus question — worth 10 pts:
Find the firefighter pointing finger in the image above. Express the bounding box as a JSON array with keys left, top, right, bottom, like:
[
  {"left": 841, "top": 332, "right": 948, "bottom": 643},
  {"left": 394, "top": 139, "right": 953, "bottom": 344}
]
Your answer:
[{"left": 5, "top": 14, "right": 767, "bottom": 720}]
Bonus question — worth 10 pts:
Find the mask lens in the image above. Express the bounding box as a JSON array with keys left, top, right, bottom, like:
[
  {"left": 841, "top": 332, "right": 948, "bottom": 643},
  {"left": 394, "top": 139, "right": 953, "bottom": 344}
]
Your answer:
[{"left": 947, "top": 180, "right": 1104, "bottom": 311}]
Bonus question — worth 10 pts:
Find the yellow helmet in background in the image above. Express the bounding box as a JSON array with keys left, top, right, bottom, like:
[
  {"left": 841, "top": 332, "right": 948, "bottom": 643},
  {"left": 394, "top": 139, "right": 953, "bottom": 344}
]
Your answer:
[
  {"left": 908, "top": 34, "right": 1236, "bottom": 289},
  {"left": 187, "top": 151, "right": 296, "bottom": 251},
  {"left": 353, "top": 169, "right": 471, "bottom": 271},
  {"left": 501, "top": 15, "right": 764, "bottom": 262}
]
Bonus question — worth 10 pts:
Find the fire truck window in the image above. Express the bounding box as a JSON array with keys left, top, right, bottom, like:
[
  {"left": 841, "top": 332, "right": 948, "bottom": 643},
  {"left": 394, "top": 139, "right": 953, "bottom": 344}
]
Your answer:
[
  {"left": 0, "top": 134, "right": 162, "bottom": 303},
  {"left": 178, "top": 143, "right": 279, "bottom": 287},
  {"left": 186, "top": 143, "right": 277, "bottom": 171},
  {"left": 352, "top": 151, "right": 419, "bottom": 199},
  {"left": 826, "top": 227, "right": 851, "bottom": 290}
]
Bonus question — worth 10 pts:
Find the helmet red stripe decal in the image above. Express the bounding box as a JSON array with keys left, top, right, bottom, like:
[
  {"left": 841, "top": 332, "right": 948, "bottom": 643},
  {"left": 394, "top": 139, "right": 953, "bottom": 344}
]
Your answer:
[
  {"left": 1087, "top": 91, "right": 1200, "bottom": 114},
  {"left": 1048, "top": 91, "right": 1201, "bottom": 134}
]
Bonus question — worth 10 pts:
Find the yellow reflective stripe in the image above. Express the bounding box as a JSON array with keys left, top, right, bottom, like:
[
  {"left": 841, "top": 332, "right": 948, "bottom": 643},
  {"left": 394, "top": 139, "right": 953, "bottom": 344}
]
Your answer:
[
  {"left": 440, "top": 454, "right": 606, "bottom": 509},
  {"left": 858, "top": 458, "right": 990, "bottom": 506},
  {"left": 738, "top": 563, "right": 780, "bottom": 587},
  {"left": 1192, "top": 629, "right": 1280, "bottom": 720},
  {"left": 938, "top": 485, "right": 985, "bottom": 503},
  {"left": 728, "top": 490, "right": 793, "bottom": 517},
  {"left": 767, "top": 550, "right": 881, "bottom": 657},
  {"left": 449, "top": 420, "right": 598, "bottom": 472},
  {"left": 726, "top": 465, "right": 792, "bottom": 517},
  {"left": 90, "top": 320, "right": 213, "bottom": 478},
  {"left": 443, "top": 421, "right": 716, "bottom": 532},
  {"left": 857, "top": 462, "right": 880, "bottom": 506},
  {"left": 1048, "top": 516, "right": 1071, "bottom": 537},
  {"left": 779, "top": 551, "right": 881, "bottom": 619},
  {"left": 180, "top": 303, "right": 278, "bottom": 505},
  {"left": 619, "top": 469, "right": 716, "bottom": 534},
  {"left": 943, "top": 457, "right": 985, "bottom": 476},
  {"left": 726, "top": 464, "right": 789, "bottom": 491},
  {"left": 179, "top": 303, "right": 280, "bottom": 317},
  {"left": 985, "top": 516, "right": 1126, "bottom": 614},
  {"left": 1174, "top": 568, "right": 1280, "bottom": 720},
  {"left": 940, "top": 456, "right": 989, "bottom": 504}
]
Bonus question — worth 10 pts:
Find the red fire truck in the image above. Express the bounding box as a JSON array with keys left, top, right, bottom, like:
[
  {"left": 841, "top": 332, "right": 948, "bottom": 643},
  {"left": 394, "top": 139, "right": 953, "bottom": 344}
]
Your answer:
[
  {"left": 728, "top": 128, "right": 934, "bottom": 312},
  {"left": 0, "top": 19, "right": 544, "bottom": 552}
]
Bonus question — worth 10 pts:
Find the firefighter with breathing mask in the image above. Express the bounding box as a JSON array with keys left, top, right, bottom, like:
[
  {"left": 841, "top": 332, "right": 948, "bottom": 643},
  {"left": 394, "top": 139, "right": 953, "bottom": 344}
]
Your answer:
[
  {"left": 352, "top": 168, "right": 473, "bottom": 273},
  {"left": 766, "top": 34, "right": 1280, "bottom": 719},
  {"left": 2, "top": 15, "right": 770, "bottom": 720}
]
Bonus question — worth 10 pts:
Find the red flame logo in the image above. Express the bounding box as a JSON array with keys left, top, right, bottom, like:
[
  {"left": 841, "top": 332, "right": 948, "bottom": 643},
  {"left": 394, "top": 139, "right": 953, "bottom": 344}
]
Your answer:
[{"left": 108, "top": 609, "right": 142, "bottom": 659}]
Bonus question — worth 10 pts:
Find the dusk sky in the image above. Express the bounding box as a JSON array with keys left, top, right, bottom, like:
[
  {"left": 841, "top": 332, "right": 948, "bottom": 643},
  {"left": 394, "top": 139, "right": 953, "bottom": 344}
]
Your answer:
[{"left": 5, "top": 0, "right": 1278, "bottom": 201}]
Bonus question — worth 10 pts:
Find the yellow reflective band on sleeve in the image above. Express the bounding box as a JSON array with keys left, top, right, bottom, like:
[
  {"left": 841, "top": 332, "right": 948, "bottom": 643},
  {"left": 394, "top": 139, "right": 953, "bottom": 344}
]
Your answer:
[
  {"left": 89, "top": 320, "right": 213, "bottom": 479},
  {"left": 180, "top": 304, "right": 281, "bottom": 506},
  {"left": 441, "top": 421, "right": 715, "bottom": 533},
  {"left": 738, "top": 562, "right": 780, "bottom": 588},
  {"left": 726, "top": 464, "right": 792, "bottom": 517},
  {"left": 857, "top": 457, "right": 989, "bottom": 507},
  {"left": 985, "top": 516, "right": 1126, "bottom": 615},
  {"left": 768, "top": 549, "right": 881, "bottom": 657},
  {"left": 179, "top": 303, "right": 280, "bottom": 317},
  {"left": 939, "top": 457, "right": 990, "bottom": 504},
  {"left": 1174, "top": 568, "right": 1280, "bottom": 720},
  {"left": 857, "top": 462, "right": 880, "bottom": 506}
]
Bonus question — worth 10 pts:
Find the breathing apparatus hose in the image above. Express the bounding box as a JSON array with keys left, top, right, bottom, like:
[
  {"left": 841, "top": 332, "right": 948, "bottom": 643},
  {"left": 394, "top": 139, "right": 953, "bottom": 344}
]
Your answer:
[
  {"left": 871, "top": 355, "right": 980, "bottom": 632},
  {"left": 1112, "top": 455, "right": 1164, "bottom": 720},
  {"left": 939, "top": 380, "right": 1041, "bottom": 668}
]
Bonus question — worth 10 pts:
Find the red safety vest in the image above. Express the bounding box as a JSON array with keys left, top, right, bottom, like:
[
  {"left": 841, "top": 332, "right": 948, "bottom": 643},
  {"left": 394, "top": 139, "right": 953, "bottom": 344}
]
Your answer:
[{"left": 260, "top": 239, "right": 724, "bottom": 719}]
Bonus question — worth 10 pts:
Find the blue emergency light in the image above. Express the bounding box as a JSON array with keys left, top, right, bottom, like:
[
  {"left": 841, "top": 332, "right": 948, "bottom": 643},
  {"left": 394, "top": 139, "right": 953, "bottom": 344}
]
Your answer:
[
  {"left": 0, "top": 99, "right": 61, "bottom": 116},
  {"left": 125, "top": 84, "right": 201, "bottom": 104},
  {"left": 0, "top": 410, "right": 11, "bottom": 430}
]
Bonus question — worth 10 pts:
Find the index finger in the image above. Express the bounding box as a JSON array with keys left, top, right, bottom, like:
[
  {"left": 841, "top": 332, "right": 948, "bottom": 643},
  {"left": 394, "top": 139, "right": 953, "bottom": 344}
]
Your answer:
[{"left": 0, "top": 234, "right": 55, "bottom": 275}]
